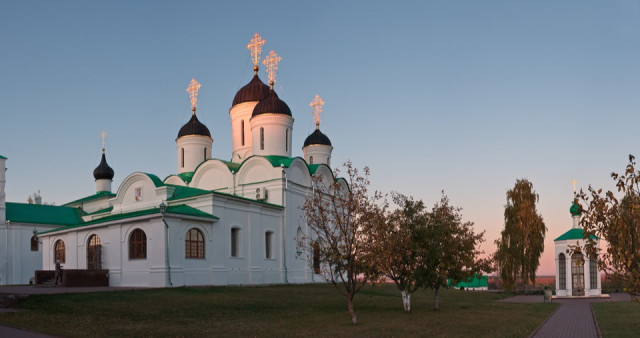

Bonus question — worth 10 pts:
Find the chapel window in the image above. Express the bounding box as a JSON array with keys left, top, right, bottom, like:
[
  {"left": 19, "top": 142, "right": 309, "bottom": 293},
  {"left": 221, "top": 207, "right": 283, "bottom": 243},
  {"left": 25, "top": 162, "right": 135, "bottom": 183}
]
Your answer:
[
  {"left": 285, "top": 129, "right": 289, "bottom": 152},
  {"left": 54, "top": 240, "right": 65, "bottom": 263},
  {"left": 87, "top": 234, "right": 102, "bottom": 271},
  {"left": 231, "top": 228, "right": 240, "bottom": 257},
  {"left": 31, "top": 236, "right": 38, "bottom": 251},
  {"left": 181, "top": 148, "right": 185, "bottom": 168},
  {"left": 590, "top": 256, "right": 598, "bottom": 289},
  {"left": 265, "top": 231, "right": 273, "bottom": 259},
  {"left": 309, "top": 156, "right": 314, "bottom": 164},
  {"left": 185, "top": 228, "right": 205, "bottom": 259},
  {"left": 260, "top": 128, "right": 265, "bottom": 150},
  {"left": 241, "top": 120, "right": 245, "bottom": 146},
  {"left": 204, "top": 147, "right": 207, "bottom": 161},
  {"left": 129, "top": 229, "right": 147, "bottom": 260},
  {"left": 558, "top": 253, "right": 566, "bottom": 289}
]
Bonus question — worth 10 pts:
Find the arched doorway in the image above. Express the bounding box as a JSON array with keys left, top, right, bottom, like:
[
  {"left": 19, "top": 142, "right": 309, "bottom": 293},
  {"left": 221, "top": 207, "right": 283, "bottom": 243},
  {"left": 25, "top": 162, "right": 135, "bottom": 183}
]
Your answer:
[
  {"left": 571, "top": 252, "right": 584, "bottom": 296},
  {"left": 87, "top": 235, "right": 102, "bottom": 271}
]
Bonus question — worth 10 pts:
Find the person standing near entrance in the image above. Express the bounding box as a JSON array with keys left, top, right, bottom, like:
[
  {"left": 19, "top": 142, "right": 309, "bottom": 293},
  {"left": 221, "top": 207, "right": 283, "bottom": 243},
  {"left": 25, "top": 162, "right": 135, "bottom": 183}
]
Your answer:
[{"left": 55, "top": 260, "right": 63, "bottom": 286}]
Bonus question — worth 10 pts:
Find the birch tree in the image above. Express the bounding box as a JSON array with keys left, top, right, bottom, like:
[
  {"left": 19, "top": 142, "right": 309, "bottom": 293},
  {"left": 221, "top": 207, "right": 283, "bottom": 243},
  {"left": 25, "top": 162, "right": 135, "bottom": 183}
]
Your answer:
[
  {"left": 494, "top": 179, "right": 546, "bottom": 291},
  {"left": 301, "top": 161, "right": 386, "bottom": 324}
]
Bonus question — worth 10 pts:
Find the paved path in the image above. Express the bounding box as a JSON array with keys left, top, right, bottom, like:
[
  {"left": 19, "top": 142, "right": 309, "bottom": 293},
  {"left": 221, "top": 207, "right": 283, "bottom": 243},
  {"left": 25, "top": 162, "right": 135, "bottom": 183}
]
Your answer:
[{"left": 501, "top": 293, "right": 631, "bottom": 338}]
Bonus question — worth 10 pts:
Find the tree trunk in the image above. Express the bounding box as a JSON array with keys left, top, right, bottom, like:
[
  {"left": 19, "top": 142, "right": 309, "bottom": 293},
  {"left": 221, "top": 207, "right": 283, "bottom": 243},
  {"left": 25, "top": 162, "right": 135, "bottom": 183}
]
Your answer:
[
  {"left": 401, "top": 290, "right": 411, "bottom": 313},
  {"left": 347, "top": 295, "right": 357, "bottom": 324},
  {"left": 434, "top": 287, "right": 440, "bottom": 311}
]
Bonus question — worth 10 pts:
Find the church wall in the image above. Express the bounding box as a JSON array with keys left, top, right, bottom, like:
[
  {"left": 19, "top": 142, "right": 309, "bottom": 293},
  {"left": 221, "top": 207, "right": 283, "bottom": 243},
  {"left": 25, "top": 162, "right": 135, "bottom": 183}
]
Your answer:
[
  {"left": 250, "top": 115, "right": 294, "bottom": 158},
  {"left": 230, "top": 102, "right": 256, "bottom": 163},
  {"left": 0, "top": 223, "right": 46, "bottom": 285}
]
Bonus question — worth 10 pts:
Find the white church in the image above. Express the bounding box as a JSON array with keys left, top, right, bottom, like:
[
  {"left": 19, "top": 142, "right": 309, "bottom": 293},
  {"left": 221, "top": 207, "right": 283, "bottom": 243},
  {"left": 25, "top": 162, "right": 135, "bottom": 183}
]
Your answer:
[
  {"left": 554, "top": 194, "right": 602, "bottom": 297},
  {"left": 0, "top": 34, "right": 341, "bottom": 287}
]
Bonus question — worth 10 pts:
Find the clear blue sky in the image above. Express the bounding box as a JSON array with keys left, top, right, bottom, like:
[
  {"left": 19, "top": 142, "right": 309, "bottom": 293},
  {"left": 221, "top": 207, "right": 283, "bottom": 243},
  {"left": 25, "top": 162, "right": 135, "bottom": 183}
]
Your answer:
[{"left": 2, "top": 1, "right": 639, "bottom": 275}]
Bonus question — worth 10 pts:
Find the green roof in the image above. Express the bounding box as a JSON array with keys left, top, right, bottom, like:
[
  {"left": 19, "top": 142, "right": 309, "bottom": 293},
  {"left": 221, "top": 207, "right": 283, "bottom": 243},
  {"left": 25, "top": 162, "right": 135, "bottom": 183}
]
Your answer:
[
  {"left": 451, "top": 275, "right": 488, "bottom": 288},
  {"left": 143, "top": 173, "right": 165, "bottom": 187},
  {"left": 63, "top": 191, "right": 116, "bottom": 206},
  {"left": 0, "top": 155, "right": 6, "bottom": 159},
  {"left": 554, "top": 228, "right": 599, "bottom": 241},
  {"left": 85, "top": 206, "right": 113, "bottom": 215},
  {"left": 178, "top": 172, "right": 195, "bottom": 183},
  {"left": 41, "top": 204, "right": 218, "bottom": 234},
  {"left": 308, "top": 164, "right": 321, "bottom": 175},
  {"left": 6, "top": 202, "right": 85, "bottom": 226},
  {"left": 262, "top": 155, "right": 296, "bottom": 168},
  {"left": 167, "top": 185, "right": 212, "bottom": 201}
]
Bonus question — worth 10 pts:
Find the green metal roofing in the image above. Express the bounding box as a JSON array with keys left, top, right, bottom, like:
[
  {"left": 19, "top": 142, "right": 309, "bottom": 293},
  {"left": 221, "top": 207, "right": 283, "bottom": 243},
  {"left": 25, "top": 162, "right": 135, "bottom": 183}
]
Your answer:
[
  {"left": 451, "top": 275, "right": 488, "bottom": 288},
  {"left": 0, "top": 155, "right": 6, "bottom": 159},
  {"left": 262, "top": 155, "right": 296, "bottom": 168},
  {"left": 41, "top": 204, "right": 218, "bottom": 234},
  {"left": 6, "top": 202, "right": 85, "bottom": 226},
  {"left": 178, "top": 171, "right": 195, "bottom": 183},
  {"left": 554, "top": 228, "right": 599, "bottom": 241},
  {"left": 85, "top": 206, "right": 113, "bottom": 215},
  {"left": 167, "top": 185, "right": 212, "bottom": 201},
  {"left": 63, "top": 191, "right": 116, "bottom": 206},
  {"left": 143, "top": 173, "right": 165, "bottom": 187},
  {"left": 307, "top": 164, "right": 321, "bottom": 175}
]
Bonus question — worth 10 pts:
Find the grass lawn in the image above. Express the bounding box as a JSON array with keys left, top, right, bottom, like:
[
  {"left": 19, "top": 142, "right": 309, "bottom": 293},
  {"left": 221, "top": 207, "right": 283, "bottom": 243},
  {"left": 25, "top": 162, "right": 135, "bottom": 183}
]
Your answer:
[
  {"left": 593, "top": 300, "right": 640, "bottom": 337},
  {"left": 0, "top": 284, "right": 556, "bottom": 337}
]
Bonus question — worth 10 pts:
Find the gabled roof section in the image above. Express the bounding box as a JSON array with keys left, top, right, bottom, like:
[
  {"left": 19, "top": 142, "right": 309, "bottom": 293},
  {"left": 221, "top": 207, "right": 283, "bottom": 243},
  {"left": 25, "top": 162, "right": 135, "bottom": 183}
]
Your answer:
[
  {"left": 178, "top": 171, "right": 195, "bottom": 183},
  {"left": 554, "top": 228, "right": 599, "bottom": 241},
  {"left": 86, "top": 206, "right": 113, "bottom": 216},
  {"left": 167, "top": 185, "right": 211, "bottom": 201},
  {"left": 63, "top": 191, "right": 116, "bottom": 206},
  {"left": 41, "top": 204, "right": 218, "bottom": 234},
  {"left": 6, "top": 202, "right": 85, "bottom": 226},
  {"left": 144, "top": 173, "right": 165, "bottom": 187},
  {"left": 308, "top": 164, "right": 321, "bottom": 175},
  {"left": 262, "top": 155, "right": 296, "bottom": 168}
]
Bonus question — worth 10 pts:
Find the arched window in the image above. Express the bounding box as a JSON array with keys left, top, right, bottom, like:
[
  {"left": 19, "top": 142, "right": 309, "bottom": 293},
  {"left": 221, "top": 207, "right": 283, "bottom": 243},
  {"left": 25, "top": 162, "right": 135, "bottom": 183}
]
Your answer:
[
  {"left": 260, "top": 127, "right": 265, "bottom": 150},
  {"left": 313, "top": 242, "right": 320, "bottom": 274},
  {"left": 54, "top": 240, "right": 65, "bottom": 263},
  {"left": 309, "top": 156, "right": 314, "bottom": 164},
  {"left": 87, "top": 235, "right": 102, "bottom": 270},
  {"left": 181, "top": 148, "right": 185, "bottom": 168},
  {"left": 558, "top": 253, "right": 566, "bottom": 289},
  {"left": 265, "top": 231, "right": 273, "bottom": 259},
  {"left": 241, "top": 120, "right": 245, "bottom": 146},
  {"left": 231, "top": 228, "right": 240, "bottom": 257},
  {"left": 590, "top": 256, "right": 598, "bottom": 289},
  {"left": 31, "top": 236, "right": 38, "bottom": 251},
  {"left": 203, "top": 147, "right": 207, "bottom": 161},
  {"left": 129, "top": 229, "right": 147, "bottom": 260},
  {"left": 185, "top": 228, "right": 205, "bottom": 258},
  {"left": 285, "top": 129, "right": 289, "bottom": 152},
  {"left": 571, "top": 252, "right": 584, "bottom": 296}
]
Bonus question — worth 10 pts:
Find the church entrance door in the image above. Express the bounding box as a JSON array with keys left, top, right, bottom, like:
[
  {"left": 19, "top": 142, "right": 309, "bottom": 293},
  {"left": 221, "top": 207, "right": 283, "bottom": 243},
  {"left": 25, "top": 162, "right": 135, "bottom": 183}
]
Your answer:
[
  {"left": 571, "top": 252, "right": 585, "bottom": 296},
  {"left": 87, "top": 235, "right": 102, "bottom": 271}
]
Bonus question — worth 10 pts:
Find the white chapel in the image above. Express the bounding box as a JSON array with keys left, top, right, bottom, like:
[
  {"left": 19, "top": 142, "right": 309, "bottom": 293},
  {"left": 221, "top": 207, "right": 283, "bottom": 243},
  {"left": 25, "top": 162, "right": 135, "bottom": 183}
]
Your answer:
[
  {"left": 0, "top": 34, "right": 341, "bottom": 287},
  {"left": 554, "top": 193, "right": 602, "bottom": 297}
]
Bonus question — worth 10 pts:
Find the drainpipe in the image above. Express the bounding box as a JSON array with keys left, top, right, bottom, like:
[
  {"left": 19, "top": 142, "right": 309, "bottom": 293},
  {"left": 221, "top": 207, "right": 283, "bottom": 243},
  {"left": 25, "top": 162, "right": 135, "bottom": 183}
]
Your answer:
[
  {"left": 159, "top": 202, "right": 172, "bottom": 286},
  {"left": 281, "top": 164, "right": 288, "bottom": 283}
]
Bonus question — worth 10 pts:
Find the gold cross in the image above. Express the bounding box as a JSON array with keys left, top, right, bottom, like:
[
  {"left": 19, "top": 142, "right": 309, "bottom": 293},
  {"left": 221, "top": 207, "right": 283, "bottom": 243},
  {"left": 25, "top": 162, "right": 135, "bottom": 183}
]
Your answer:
[
  {"left": 247, "top": 33, "right": 265, "bottom": 68},
  {"left": 262, "top": 50, "right": 281, "bottom": 88},
  {"left": 309, "top": 95, "right": 325, "bottom": 128},
  {"left": 571, "top": 179, "right": 577, "bottom": 193},
  {"left": 186, "top": 78, "right": 202, "bottom": 111},
  {"left": 100, "top": 130, "right": 107, "bottom": 151}
]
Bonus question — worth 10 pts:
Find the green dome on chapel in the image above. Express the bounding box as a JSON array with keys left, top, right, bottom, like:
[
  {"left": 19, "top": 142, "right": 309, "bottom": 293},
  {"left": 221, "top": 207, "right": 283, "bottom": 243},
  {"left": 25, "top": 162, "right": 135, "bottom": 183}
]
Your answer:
[{"left": 570, "top": 199, "right": 581, "bottom": 216}]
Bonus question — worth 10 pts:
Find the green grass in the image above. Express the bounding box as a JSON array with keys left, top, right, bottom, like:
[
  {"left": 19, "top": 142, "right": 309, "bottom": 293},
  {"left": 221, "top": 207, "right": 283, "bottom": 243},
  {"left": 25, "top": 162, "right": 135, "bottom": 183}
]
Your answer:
[
  {"left": 593, "top": 301, "right": 640, "bottom": 337},
  {"left": 0, "top": 284, "right": 556, "bottom": 337}
]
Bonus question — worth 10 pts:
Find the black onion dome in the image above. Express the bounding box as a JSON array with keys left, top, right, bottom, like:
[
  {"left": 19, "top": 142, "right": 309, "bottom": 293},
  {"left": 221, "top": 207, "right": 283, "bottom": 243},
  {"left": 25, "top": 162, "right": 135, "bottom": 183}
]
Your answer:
[
  {"left": 252, "top": 90, "right": 292, "bottom": 117},
  {"left": 303, "top": 128, "right": 332, "bottom": 147},
  {"left": 93, "top": 152, "right": 114, "bottom": 180},
  {"left": 177, "top": 113, "right": 211, "bottom": 139},
  {"left": 232, "top": 74, "right": 270, "bottom": 106}
]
